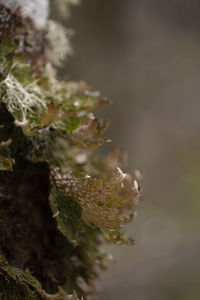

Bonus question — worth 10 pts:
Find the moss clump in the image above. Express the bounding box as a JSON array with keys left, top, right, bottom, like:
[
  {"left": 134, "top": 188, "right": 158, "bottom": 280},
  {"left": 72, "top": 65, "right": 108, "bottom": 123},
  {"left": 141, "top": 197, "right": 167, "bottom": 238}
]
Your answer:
[{"left": 0, "top": 1, "right": 141, "bottom": 299}]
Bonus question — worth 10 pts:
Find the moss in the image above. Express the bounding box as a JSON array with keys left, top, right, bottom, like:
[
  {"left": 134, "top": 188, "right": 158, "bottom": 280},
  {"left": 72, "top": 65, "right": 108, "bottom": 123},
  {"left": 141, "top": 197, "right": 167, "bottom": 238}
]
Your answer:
[
  {"left": 49, "top": 189, "right": 84, "bottom": 242},
  {"left": 49, "top": 189, "right": 101, "bottom": 255},
  {"left": 0, "top": 255, "right": 42, "bottom": 289},
  {"left": 56, "top": 114, "right": 89, "bottom": 133},
  {"left": 0, "top": 275, "right": 41, "bottom": 300},
  {"left": 49, "top": 166, "right": 139, "bottom": 243},
  {"left": 0, "top": 1, "right": 141, "bottom": 299},
  {"left": 0, "top": 155, "right": 13, "bottom": 171},
  {"left": 0, "top": 38, "right": 15, "bottom": 57},
  {"left": 49, "top": 189, "right": 102, "bottom": 295},
  {"left": 0, "top": 256, "right": 82, "bottom": 299}
]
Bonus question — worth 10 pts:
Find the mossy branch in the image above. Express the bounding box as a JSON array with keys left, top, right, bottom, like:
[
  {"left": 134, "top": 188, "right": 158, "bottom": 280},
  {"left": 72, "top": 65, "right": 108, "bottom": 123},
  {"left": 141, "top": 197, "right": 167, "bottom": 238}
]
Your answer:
[{"left": 0, "top": 1, "right": 141, "bottom": 299}]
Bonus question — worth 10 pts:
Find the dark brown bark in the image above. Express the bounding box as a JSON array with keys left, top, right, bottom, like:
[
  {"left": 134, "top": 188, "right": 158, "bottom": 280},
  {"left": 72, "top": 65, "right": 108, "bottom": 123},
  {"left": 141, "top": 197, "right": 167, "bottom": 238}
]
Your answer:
[{"left": 0, "top": 157, "right": 71, "bottom": 292}]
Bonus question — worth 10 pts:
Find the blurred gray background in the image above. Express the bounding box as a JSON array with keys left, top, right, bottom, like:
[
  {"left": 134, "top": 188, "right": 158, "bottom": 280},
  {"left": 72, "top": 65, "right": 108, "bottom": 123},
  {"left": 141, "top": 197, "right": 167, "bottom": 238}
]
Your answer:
[{"left": 54, "top": 1, "right": 200, "bottom": 299}]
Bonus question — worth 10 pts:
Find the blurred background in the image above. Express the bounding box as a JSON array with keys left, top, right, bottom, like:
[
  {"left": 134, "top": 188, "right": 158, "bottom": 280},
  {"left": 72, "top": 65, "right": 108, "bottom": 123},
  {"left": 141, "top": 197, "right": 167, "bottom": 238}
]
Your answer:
[{"left": 54, "top": 1, "right": 200, "bottom": 299}]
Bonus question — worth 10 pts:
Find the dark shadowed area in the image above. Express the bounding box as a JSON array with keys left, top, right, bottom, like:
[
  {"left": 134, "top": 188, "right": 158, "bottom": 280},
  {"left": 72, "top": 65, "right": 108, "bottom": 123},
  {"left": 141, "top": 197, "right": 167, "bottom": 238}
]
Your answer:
[{"left": 54, "top": 1, "right": 200, "bottom": 299}]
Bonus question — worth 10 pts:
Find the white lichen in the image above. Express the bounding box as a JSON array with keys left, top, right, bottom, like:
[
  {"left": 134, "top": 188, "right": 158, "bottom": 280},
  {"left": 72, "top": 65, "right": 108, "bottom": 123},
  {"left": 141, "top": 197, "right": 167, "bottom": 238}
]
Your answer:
[
  {"left": 55, "top": 0, "right": 80, "bottom": 18},
  {"left": 46, "top": 20, "right": 73, "bottom": 67},
  {"left": 0, "top": 73, "right": 46, "bottom": 123},
  {"left": 0, "top": 0, "right": 49, "bottom": 29}
]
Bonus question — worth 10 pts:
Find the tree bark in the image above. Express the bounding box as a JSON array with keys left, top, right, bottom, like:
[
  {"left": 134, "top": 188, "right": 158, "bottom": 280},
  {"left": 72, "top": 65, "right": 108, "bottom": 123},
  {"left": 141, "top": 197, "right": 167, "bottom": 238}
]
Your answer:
[{"left": 0, "top": 1, "right": 140, "bottom": 299}]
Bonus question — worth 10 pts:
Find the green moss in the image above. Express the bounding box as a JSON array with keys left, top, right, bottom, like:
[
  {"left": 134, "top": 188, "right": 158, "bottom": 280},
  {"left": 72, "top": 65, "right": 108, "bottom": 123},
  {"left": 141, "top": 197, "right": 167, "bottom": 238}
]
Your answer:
[
  {"left": 61, "top": 92, "right": 108, "bottom": 113},
  {"left": 0, "top": 256, "right": 41, "bottom": 289},
  {"left": 0, "top": 155, "right": 13, "bottom": 171},
  {"left": 12, "top": 62, "right": 33, "bottom": 85},
  {"left": 49, "top": 189, "right": 100, "bottom": 252},
  {"left": 49, "top": 188, "right": 83, "bottom": 241},
  {"left": 0, "top": 256, "right": 83, "bottom": 299},
  {"left": 49, "top": 189, "right": 102, "bottom": 295},
  {"left": 55, "top": 114, "right": 89, "bottom": 133},
  {"left": 0, "top": 256, "right": 41, "bottom": 300},
  {"left": 0, "top": 276, "right": 41, "bottom": 300},
  {"left": 0, "top": 38, "right": 15, "bottom": 57},
  {"left": 0, "top": 4, "right": 141, "bottom": 299}
]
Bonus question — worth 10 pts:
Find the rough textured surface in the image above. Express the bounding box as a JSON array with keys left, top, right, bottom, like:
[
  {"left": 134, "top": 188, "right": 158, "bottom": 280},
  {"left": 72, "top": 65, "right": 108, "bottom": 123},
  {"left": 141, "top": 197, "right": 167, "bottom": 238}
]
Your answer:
[
  {"left": 50, "top": 165, "right": 139, "bottom": 235},
  {"left": 0, "top": 0, "right": 49, "bottom": 29},
  {"left": 0, "top": 0, "right": 141, "bottom": 298},
  {"left": 0, "top": 5, "right": 47, "bottom": 67},
  {"left": 0, "top": 159, "right": 69, "bottom": 293}
]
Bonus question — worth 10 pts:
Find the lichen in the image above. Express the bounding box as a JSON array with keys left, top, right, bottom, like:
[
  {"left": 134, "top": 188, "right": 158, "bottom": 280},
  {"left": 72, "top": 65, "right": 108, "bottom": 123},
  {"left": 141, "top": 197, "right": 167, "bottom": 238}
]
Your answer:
[
  {"left": 55, "top": 0, "right": 80, "bottom": 18},
  {"left": 0, "top": 0, "right": 49, "bottom": 29},
  {"left": 0, "top": 0, "right": 141, "bottom": 299},
  {"left": 46, "top": 20, "right": 73, "bottom": 67},
  {"left": 0, "top": 73, "right": 47, "bottom": 126}
]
